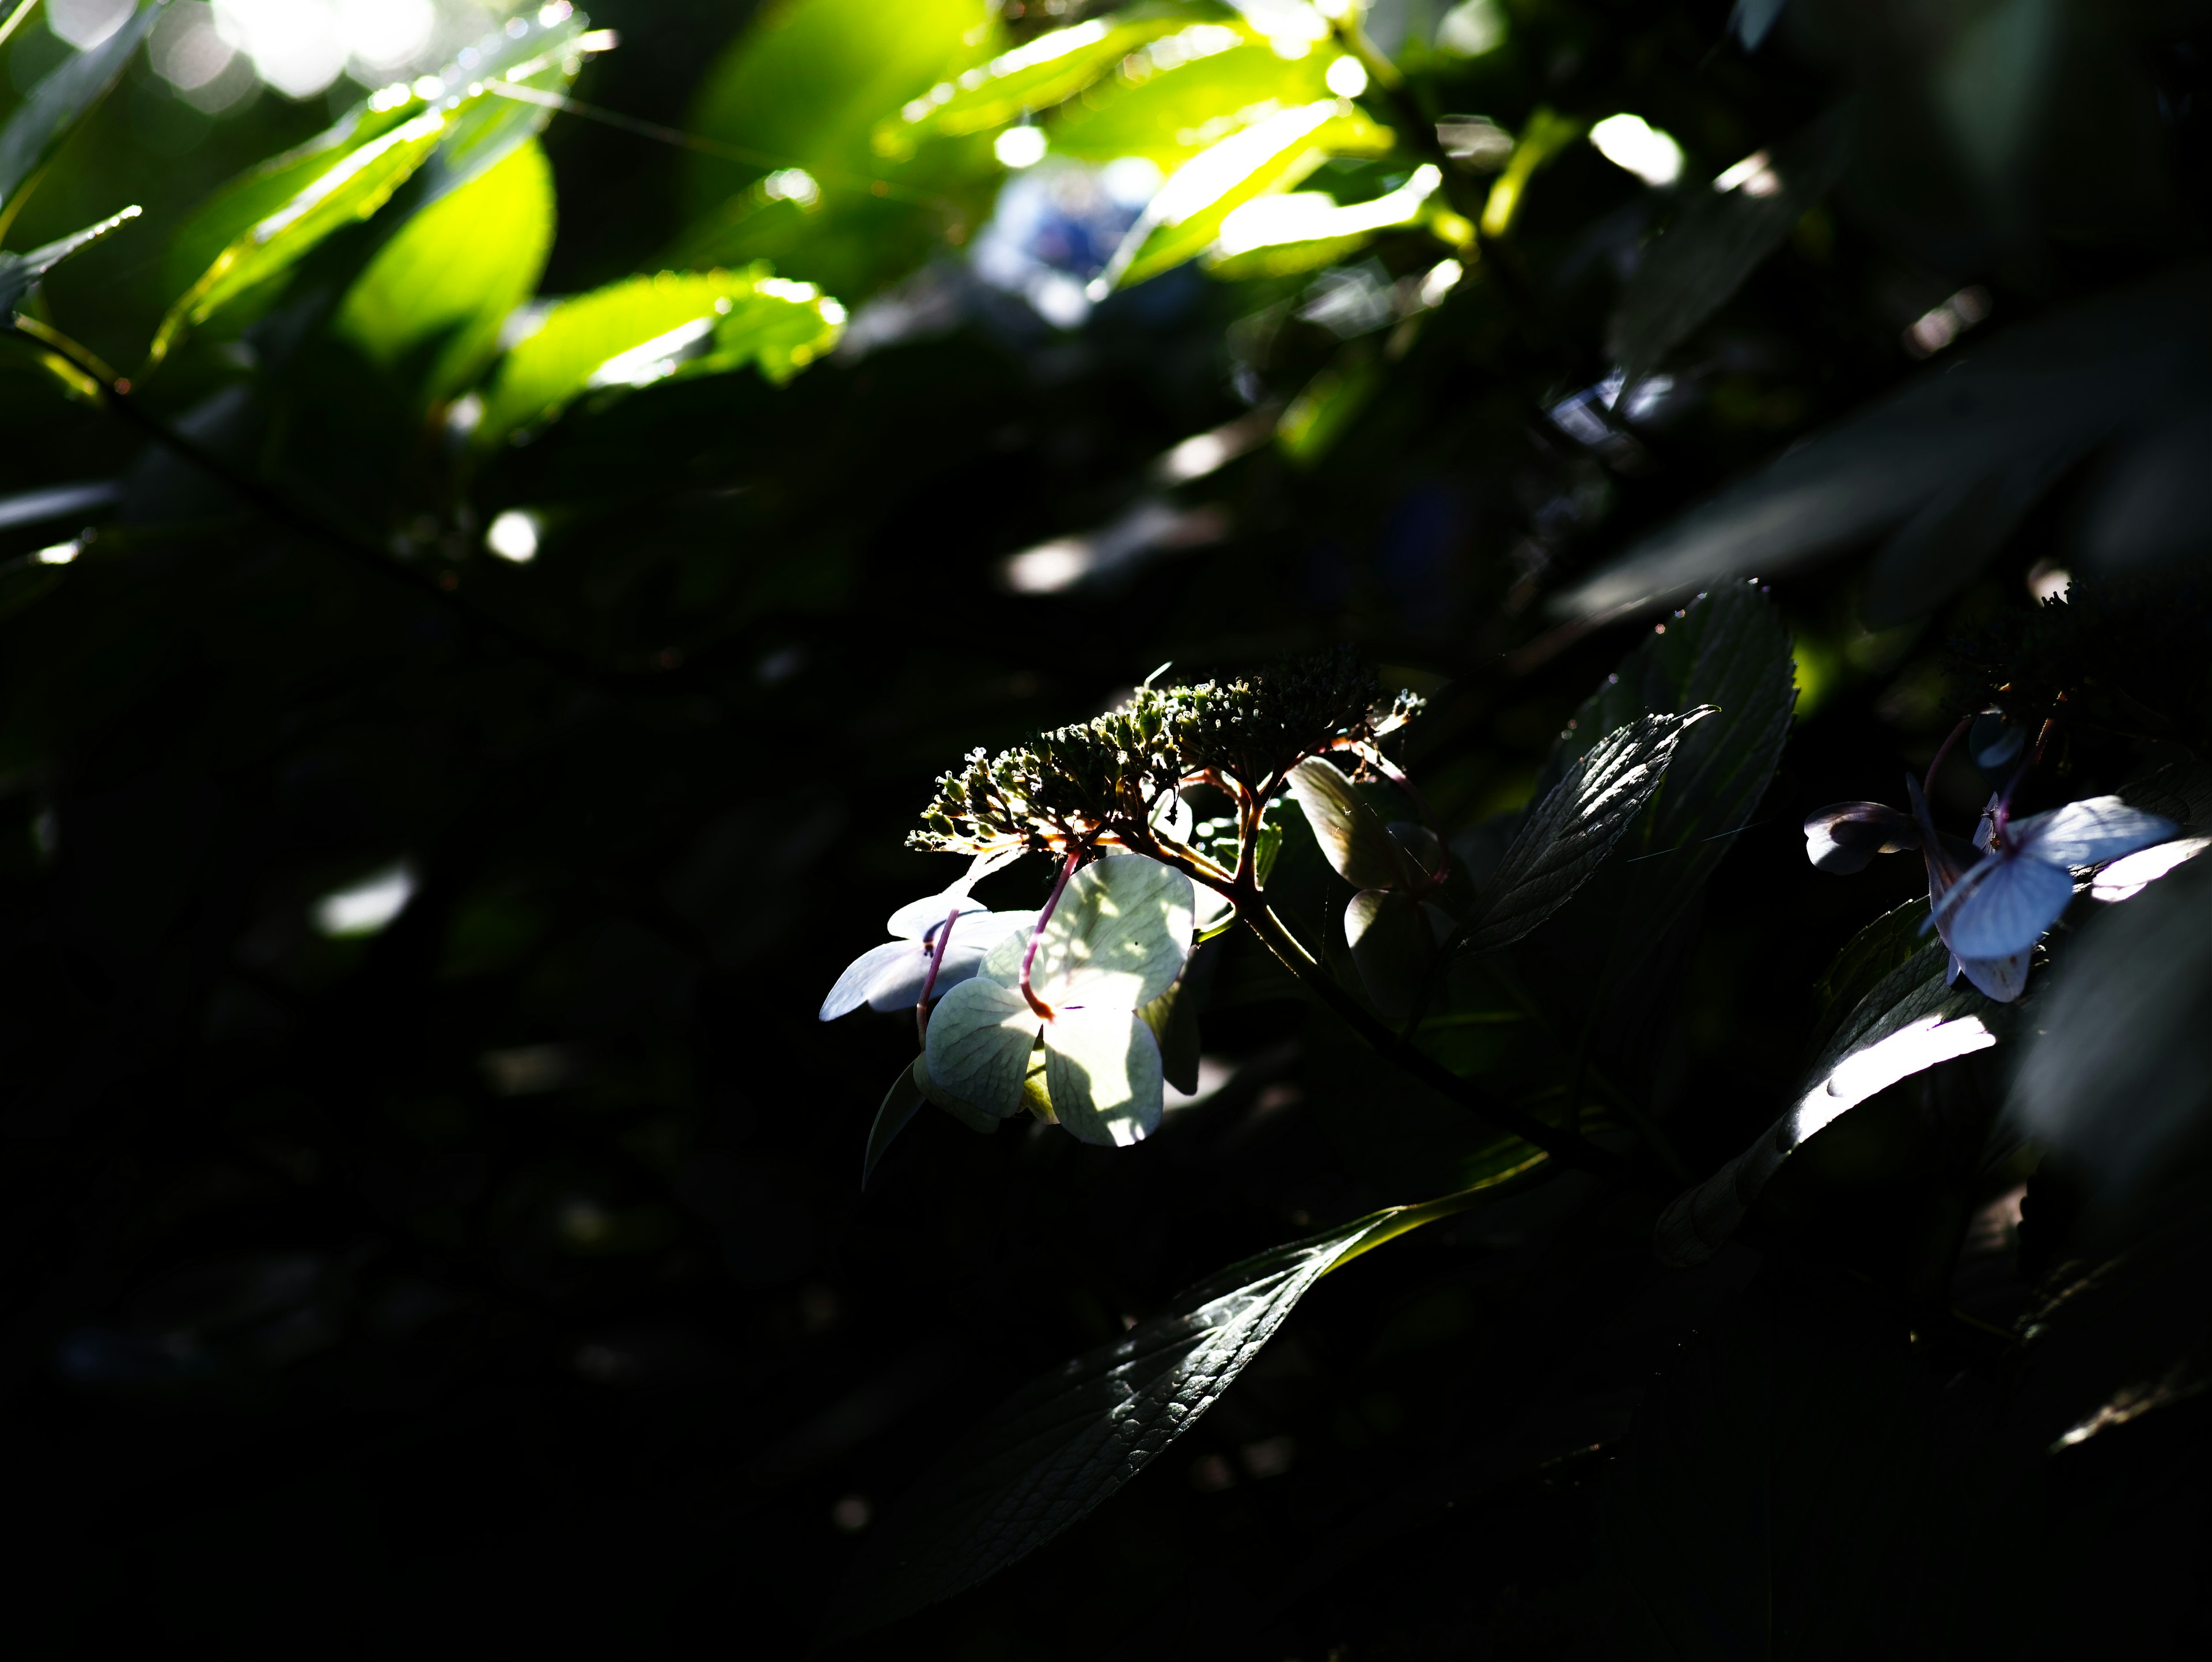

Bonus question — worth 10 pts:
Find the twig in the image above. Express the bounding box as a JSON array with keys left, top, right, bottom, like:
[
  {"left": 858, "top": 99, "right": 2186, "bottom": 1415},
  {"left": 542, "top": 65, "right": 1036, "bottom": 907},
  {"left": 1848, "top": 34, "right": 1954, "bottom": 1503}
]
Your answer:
[
  {"left": 1233, "top": 889, "right": 1666, "bottom": 1194},
  {"left": 14, "top": 324, "right": 691, "bottom": 699}
]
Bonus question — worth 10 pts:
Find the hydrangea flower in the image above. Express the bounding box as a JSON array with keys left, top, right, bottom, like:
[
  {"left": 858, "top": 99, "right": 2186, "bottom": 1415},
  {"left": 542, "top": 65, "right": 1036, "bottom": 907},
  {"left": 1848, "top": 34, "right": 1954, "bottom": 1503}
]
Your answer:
[
  {"left": 1903, "top": 775, "right": 2032, "bottom": 1003},
  {"left": 819, "top": 863, "right": 1029, "bottom": 1023},
  {"left": 922, "top": 854, "right": 1194, "bottom": 1147},
  {"left": 1925, "top": 784, "right": 2175, "bottom": 960}
]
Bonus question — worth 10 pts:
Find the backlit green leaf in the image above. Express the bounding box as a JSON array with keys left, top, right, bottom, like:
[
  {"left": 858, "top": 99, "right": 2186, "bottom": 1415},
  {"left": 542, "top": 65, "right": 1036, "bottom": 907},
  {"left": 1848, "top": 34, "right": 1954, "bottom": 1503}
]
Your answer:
[
  {"left": 1049, "top": 36, "right": 1330, "bottom": 166},
  {"left": 150, "top": 101, "right": 454, "bottom": 368},
  {"left": 877, "top": 5, "right": 1229, "bottom": 154},
  {"left": 1286, "top": 755, "right": 1404, "bottom": 889},
  {"left": 470, "top": 267, "right": 846, "bottom": 451},
  {"left": 1100, "top": 99, "right": 1394, "bottom": 289},
  {"left": 149, "top": 10, "right": 593, "bottom": 369},
  {"left": 681, "top": 0, "right": 997, "bottom": 296},
  {"left": 333, "top": 139, "right": 556, "bottom": 408}
]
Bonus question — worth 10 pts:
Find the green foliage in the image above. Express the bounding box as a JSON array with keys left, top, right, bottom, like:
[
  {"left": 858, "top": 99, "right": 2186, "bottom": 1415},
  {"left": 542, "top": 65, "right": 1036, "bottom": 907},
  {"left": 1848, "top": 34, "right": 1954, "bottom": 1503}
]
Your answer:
[
  {"left": 681, "top": 0, "right": 998, "bottom": 296},
  {"left": 830, "top": 1183, "right": 1497, "bottom": 1637},
  {"left": 0, "top": 0, "right": 160, "bottom": 230},
  {"left": 471, "top": 266, "right": 846, "bottom": 450},
  {"left": 334, "top": 139, "right": 556, "bottom": 408}
]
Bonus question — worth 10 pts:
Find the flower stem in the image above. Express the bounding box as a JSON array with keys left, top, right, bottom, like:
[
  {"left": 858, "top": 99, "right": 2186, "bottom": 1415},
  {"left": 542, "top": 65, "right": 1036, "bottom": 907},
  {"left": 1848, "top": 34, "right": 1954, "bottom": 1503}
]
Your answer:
[
  {"left": 1020, "top": 849, "right": 1080, "bottom": 1021},
  {"left": 1923, "top": 714, "right": 1974, "bottom": 801},
  {"left": 1233, "top": 894, "right": 1663, "bottom": 1194},
  {"left": 914, "top": 904, "right": 964, "bottom": 1048}
]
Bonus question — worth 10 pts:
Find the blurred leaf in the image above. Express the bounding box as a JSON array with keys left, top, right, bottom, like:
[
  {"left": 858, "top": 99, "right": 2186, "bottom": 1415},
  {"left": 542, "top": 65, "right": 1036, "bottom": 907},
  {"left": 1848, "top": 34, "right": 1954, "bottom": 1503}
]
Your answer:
[
  {"left": 681, "top": 0, "right": 996, "bottom": 296},
  {"left": 1275, "top": 355, "right": 1380, "bottom": 464},
  {"left": 1050, "top": 36, "right": 1331, "bottom": 166},
  {"left": 877, "top": 5, "right": 1224, "bottom": 154},
  {"left": 471, "top": 267, "right": 845, "bottom": 451},
  {"left": 1555, "top": 262, "right": 2212, "bottom": 620},
  {"left": 2009, "top": 853, "right": 2212, "bottom": 1201},
  {"left": 158, "top": 100, "right": 433, "bottom": 304},
  {"left": 429, "top": 7, "right": 594, "bottom": 192},
  {"left": 149, "top": 103, "right": 455, "bottom": 368},
  {"left": 828, "top": 1197, "right": 1461, "bottom": 1636},
  {"left": 1532, "top": 582, "right": 1797, "bottom": 976},
  {"left": 1862, "top": 440, "right": 2082, "bottom": 627},
  {"left": 1286, "top": 755, "right": 1404, "bottom": 889},
  {"left": 333, "top": 140, "right": 555, "bottom": 408},
  {"left": 1478, "top": 105, "right": 1580, "bottom": 238},
  {"left": 1654, "top": 942, "right": 1999, "bottom": 1266},
  {"left": 0, "top": 0, "right": 163, "bottom": 233},
  {"left": 2067, "top": 395, "right": 2212, "bottom": 580},
  {"left": 1459, "top": 709, "right": 1709, "bottom": 955},
  {"left": 0, "top": 205, "right": 140, "bottom": 321},
  {"left": 1101, "top": 100, "right": 1394, "bottom": 289},
  {"left": 149, "top": 13, "right": 591, "bottom": 368},
  {"left": 1730, "top": 0, "right": 1789, "bottom": 50},
  {"left": 1608, "top": 104, "right": 1854, "bottom": 385}
]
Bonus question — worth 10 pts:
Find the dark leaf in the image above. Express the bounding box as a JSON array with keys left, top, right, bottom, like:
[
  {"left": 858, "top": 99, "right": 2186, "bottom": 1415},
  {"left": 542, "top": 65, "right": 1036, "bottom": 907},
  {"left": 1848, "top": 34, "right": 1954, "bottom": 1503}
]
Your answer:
[
  {"left": 1607, "top": 103, "right": 1853, "bottom": 385},
  {"left": 1345, "top": 887, "right": 1438, "bottom": 1020},
  {"left": 2118, "top": 760, "right": 2212, "bottom": 832},
  {"left": 1530, "top": 582, "right": 1797, "bottom": 978},
  {"left": 2068, "top": 393, "right": 2212, "bottom": 578},
  {"left": 2009, "top": 852, "right": 2212, "bottom": 1201},
  {"left": 0, "top": 206, "right": 141, "bottom": 321},
  {"left": 1861, "top": 441, "right": 2083, "bottom": 627},
  {"left": 1654, "top": 941, "right": 2000, "bottom": 1266},
  {"left": 828, "top": 1205, "right": 1422, "bottom": 1636},
  {"left": 0, "top": 1, "right": 164, "bottom": 219},
  {"left": 1460, "top": 709, "right": 1709, "bottom": 953},
  {"left": 1556, "top": 262, "right": 2212, "bottom": 620}
]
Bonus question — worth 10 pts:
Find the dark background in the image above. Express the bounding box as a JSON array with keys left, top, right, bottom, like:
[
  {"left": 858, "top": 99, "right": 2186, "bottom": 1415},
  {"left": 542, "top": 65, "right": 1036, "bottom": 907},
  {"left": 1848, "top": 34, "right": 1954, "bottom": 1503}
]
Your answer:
[{"left": 2, "top": 0, "right": 2209, "bottom": 1655}]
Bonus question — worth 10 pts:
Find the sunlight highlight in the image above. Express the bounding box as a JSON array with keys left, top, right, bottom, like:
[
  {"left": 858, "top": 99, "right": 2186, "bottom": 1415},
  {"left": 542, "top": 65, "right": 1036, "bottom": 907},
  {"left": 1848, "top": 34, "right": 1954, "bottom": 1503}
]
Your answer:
[
  {"left": 312, "top": 862, "right": 418, "bottom": 938},
  {"left": 1588, "top": 113, "right": 1684, "bottom": 187}
]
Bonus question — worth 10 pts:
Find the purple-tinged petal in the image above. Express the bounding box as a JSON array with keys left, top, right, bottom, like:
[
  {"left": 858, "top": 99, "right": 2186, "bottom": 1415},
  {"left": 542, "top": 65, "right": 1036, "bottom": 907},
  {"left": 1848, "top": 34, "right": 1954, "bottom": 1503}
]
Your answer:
[
  {"left": 1955, "top": 949, "right": 2030, "bottom": 1004},
  {"left": 1804, "top": 801, "right": 1921, "bottom": 874},
  {"left": 1941, "top": 855, "right": 2077, "bottom": 960},
  {"left": 886, "top": 890, "right": 996, "bottom": 938},
  {"left": 2008, "top": 796, "right": 2179, "bottom": 869},
  {"left": 821, "top": 940, "right": 927, "bottom": 1021}
]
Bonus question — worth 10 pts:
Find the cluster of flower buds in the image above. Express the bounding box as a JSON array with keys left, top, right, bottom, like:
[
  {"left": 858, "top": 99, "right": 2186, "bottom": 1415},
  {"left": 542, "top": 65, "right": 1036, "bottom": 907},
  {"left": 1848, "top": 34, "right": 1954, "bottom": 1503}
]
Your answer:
[{"left": 908, "top": 650, "right": 1424, "bottom": 861}]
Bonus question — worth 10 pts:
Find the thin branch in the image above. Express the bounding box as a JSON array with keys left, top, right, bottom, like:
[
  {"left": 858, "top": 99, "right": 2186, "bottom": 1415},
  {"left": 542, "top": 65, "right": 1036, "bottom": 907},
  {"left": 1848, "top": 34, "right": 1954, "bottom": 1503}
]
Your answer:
[
  {"left": 14, "top": 324, "right": 693, "bottom": 699},
  {"left": 1234, "top": 891, "right": 1665, "bottom": 1194}
]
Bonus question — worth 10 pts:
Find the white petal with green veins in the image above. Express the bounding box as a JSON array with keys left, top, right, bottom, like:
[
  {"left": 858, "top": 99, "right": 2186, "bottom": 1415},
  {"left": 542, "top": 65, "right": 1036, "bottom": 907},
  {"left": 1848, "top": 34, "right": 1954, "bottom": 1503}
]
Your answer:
[
  {"left": 925, "top": 978, "right": 1040, "bottom": 1119},
  {"left": 1029, "top": 855, "right": 1194, "bottom": 1009},
  {"left": 1045, "top": 1005, "right": 1165, "bottom": 1146}
]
